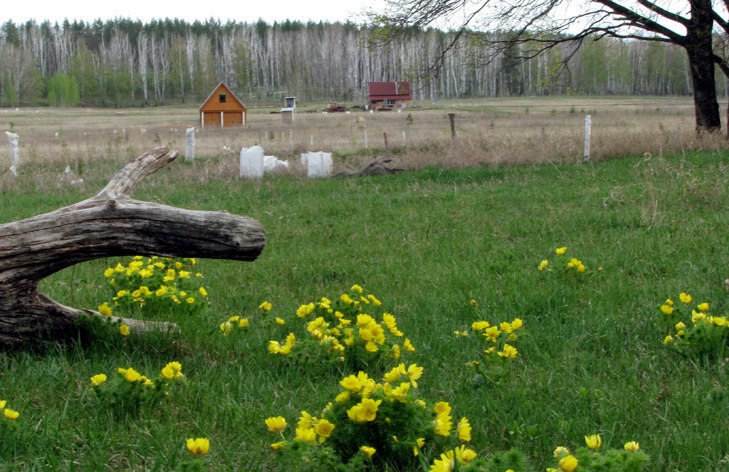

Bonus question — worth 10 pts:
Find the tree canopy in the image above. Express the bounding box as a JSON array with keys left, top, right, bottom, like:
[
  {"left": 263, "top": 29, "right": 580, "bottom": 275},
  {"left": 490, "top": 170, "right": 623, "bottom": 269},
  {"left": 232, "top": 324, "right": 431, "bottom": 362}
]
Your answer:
[{"left": 372, "top": 0, "right": 728, "bottom": 133}]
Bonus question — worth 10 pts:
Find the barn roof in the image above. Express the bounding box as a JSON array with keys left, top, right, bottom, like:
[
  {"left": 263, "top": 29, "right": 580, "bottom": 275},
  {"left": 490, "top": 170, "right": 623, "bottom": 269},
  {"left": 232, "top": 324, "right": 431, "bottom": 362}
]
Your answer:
[
  {"left": 199, "top": 82, "right": 247, "bottom": 111},
  {"left": 368, "top": 81, "right": 412, "bottom": 99}
]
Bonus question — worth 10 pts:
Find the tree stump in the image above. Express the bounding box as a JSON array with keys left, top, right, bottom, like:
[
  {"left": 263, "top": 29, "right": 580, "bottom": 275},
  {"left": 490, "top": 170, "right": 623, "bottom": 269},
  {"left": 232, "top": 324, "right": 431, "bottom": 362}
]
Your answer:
[{"left": 0, "top": 147, "right": 266, "bottom": 346}]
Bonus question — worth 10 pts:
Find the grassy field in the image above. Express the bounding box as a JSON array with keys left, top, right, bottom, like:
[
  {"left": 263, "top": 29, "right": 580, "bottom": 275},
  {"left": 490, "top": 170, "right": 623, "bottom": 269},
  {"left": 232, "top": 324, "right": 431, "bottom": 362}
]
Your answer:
[{"left": 1, "top": 98, "right": 728, "bottom": 471}]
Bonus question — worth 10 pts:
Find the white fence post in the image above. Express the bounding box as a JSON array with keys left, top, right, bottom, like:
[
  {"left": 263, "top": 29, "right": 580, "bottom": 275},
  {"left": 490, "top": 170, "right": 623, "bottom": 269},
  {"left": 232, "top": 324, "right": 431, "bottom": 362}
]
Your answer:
[
  {"left": 5, "top": 131, "right": 19, "bottom": 176},
  {"left": 185, "top": 128, "right": 195, "bottom": 162},
  {"left": 583, "top": 114, "right": 592, "bottom": 162}
]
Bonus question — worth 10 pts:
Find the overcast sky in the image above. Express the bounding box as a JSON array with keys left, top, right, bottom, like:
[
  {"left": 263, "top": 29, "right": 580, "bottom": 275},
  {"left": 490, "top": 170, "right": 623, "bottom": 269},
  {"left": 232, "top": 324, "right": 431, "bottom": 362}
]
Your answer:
[{"left": 2, "top": 0, "right": 386, "bottom": 25}]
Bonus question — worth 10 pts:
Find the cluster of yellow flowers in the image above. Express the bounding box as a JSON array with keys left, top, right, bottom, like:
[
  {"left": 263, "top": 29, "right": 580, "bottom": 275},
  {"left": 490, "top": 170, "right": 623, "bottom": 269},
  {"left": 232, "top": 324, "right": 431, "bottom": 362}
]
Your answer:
[
  {"left": 0, "top": 399, "right": 20, "bottom": 422},
  {"left": 470, "top": 317, "right": 523, "bottom": 359},
  {"left": 460, "top": 316, "right": 525, "bottom": 385},
  {"left": 219, "top": 315, "right": 250, "bottom": 336},
  {"left": 430, "top": 445, "right": 479, "bottom": 472},
  {"left": 265, "top": 364, "right": 476, "bottom": 471},
  {"left": 538, "top": 246, "right": 591, "bottom": 274},
  {"left": 99, "top": 256, "right": 208, "bottom": 316},
  {"left": 89, "top": 361, "right": 185, "bottom": 414},
  {"left": 660, "top": 292, "right": 728, "bottom": 359},
  {"left": 266, "top": 285, "right": 415, "bottom": 367},
  {"left": 91, "top": 361, "right": 183, "bottom": 389},
  {"left": 549, "top": 434, "right": 645, "bottom": 471}
]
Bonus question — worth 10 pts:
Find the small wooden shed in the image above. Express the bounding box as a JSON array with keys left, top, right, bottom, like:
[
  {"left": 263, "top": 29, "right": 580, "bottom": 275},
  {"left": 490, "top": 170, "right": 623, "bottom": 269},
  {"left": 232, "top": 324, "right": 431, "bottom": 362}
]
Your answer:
[
  {"left": 367, "top": 81, "right": 412, "bottom": 110},
  {"left": 199, "top": 82, "right": 247, "bottom": 128}
]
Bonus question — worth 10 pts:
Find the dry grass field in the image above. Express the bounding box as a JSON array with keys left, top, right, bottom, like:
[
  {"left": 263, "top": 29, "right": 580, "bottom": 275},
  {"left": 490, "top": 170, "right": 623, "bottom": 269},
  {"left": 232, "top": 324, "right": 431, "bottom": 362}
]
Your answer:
[{"left": 1, "top": 96, "right": 726, "bottom": 183}]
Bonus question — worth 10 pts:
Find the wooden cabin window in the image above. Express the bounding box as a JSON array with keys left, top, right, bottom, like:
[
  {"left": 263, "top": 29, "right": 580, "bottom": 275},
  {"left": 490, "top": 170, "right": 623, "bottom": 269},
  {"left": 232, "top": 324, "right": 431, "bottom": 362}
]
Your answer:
[{"left": 219, "top": 93, "right": 227, "bottom": 103}]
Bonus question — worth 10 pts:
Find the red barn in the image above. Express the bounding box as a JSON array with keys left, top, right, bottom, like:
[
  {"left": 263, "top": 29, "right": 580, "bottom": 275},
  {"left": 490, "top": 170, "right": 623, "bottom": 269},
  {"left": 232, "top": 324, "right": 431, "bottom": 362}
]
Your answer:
[
  {"left": 199, "top": 82, "right": 247, "bottom": 128},
  {"left": 367, "top": 81, "right": 412, "bottom": 110}
]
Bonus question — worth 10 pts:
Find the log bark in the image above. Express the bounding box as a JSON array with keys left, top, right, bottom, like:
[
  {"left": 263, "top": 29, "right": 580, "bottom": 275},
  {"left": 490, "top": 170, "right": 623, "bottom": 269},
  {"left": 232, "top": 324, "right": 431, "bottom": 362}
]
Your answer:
[{"left": 0, "top": 147, "right": 266, "bottom": 346}]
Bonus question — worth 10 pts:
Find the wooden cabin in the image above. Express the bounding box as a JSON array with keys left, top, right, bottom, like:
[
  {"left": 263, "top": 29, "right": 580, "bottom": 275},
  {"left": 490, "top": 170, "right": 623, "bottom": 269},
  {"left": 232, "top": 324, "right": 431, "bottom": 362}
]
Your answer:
[
  {"left": 367, "top": 81, "right": 412, "bottom": 110},
  {"left": 199, "top": 82, "right": 247, "bottom": 128}
]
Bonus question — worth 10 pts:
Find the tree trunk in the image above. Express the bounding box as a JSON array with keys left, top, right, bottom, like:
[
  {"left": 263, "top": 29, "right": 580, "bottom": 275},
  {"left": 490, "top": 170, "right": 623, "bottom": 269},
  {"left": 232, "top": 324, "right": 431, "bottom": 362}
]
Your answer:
[
  {"left": 685, "top": 0, "right": 721, "bottom": 133},
  {"left": 0, "top": 147, "right": 266, "bottom": 346}
]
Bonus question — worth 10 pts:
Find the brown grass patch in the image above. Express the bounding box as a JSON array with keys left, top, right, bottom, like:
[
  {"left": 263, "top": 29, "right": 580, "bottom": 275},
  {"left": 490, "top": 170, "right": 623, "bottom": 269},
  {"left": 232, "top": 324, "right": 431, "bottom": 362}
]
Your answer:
[{"left": 1, "top": 96, "right": 726, "bottom": 184}]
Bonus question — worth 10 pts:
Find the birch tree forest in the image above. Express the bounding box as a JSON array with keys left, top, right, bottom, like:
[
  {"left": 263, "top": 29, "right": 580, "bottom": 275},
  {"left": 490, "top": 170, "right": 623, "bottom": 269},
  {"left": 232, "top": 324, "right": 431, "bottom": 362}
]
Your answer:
[{"left": 0, "top": 18, "right": 709, "bottom": 108}]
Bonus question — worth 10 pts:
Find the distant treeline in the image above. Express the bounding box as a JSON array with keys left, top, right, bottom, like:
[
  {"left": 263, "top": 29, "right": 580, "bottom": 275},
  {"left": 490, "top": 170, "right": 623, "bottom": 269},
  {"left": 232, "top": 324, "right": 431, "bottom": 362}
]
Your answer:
[{"left": 0, "top": 18, "right": 711, "bottom": 108}]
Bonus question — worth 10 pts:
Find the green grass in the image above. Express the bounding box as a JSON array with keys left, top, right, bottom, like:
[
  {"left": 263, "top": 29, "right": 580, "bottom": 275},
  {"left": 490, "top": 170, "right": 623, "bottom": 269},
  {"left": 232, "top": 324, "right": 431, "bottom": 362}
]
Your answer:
[{"left": 1, "top": 150, "right": 728, "bottom": 471}]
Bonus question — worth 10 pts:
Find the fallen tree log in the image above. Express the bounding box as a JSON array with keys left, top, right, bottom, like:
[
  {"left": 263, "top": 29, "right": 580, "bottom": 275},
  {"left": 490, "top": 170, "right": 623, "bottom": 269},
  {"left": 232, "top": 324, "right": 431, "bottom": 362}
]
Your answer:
[
  {"left": 334, "top": 156, "right": 403, "bottom": 177},
  {"left": 0, "top": 147, "right": 266, "bottom": 346}
]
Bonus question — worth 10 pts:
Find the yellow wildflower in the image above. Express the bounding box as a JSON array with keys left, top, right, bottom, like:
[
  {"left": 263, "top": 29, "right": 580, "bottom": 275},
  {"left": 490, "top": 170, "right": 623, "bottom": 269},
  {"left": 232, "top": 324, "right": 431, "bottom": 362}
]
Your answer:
[
  {"left": 585, "top": 433, "right": 602, "bottom": 450},
  {"left": 220, "top": 322, "right": 233, "bottom": 335},
  {"left": 3, "top": 408, "right": 20, "bottom": 421},
  {"left": 185, "top": 437, "right": 209, "bottom": 455},
  {"left": 555, "top": 246, "right": 568, "bottom": 255},
  {"left": 119, "top": 324, "right": 130, "bottom": 336},
  {"left": 384, "top": 363, "right": 406, "bottom": 383},
  {"left": 382, "top": 313, "right": 403, "bottom": 336},
  {"left": 199, "top": 287, "right": 208, "bottom": 297},
  {"left": 265, "top": 416, "right": 288, "bottom": 433},
  {"left": 360, "top": 445, "right": 376, "bottom": 457},
  {"left": 161, "top": 361, "right": 183, "bottom": 380},
  {"left": 406, "top": 363, "right": 423, "bottom": 387},
  {"left": 275, "top": 317, "right": 286, "bottom": 325},
  {"left": 559, "top": 455, "right": 578, "bottom": 472},
  {"left": 412, "top": 437, "right": 426, "bottom": 456},
  {"left": 314, "top": 419, "right": 335, "bottom": 442},
  {"left": 498, "top": 344, "right": 518, "bottom": 359},
  {"left": 296, "top": 303, "right": 315, "bottom": 317},
  {"left": 624, "top": 441, "right": 640, "bottom": 452},
  {"left": 433, "top": 414, "right": 452, "bottom": 436},
  {"left": 90, "top": 373, "right": 107, "bottom": 386},
  {"left": 454, "top": 445, "right": 477, "bottom": 462},
  {"left": 484, "top": 326, "right": 500, "bottom": 342},
  {"left": 663, "top": 335, "right": 673, "bottom": 345},
  {"left": 271, "top": 441, "right": 286, "bottom": 450},
  {"left": 259, "top": 301, "right": 272, "bottom": 311},
  {"left": 295, "top": 427, "right": 317, "bottom": 443},
  {"left": 347, "top": 398, "right": 382, "bottom": 422},
  {"left": 456, "top": 417, "right": 472, "bottom": 442},
  {"left": 341, "top": 374, "right": 363, "bottom": 392},
  {"left": 185, "top": 297, "right": 195, "bottom": 304},
  {"left": 553, "top": 446, "right": 570, "bottom": 458},
  {"left": 538, "top": 259, "right": 549, "bottom": 271},
  {"left": 117, "top": 367, "right": 142, "bottom": 383},
  {"left": 679, "top": 292, "right": 692, "bottom": 304},
  {"left": 471, "top": 320, "right": 490, "bottom": 331},
  {"left": 660, "top": 304, "right": 674, "bottom": 315},
  {"left": 403, "top": 338, "right": 416, "bottom": 352},
  {"left": 697, "top": 302, "right": 710, "bottom": 312},
  {"left": 98, "top": 302, "right": 112, "bottom": 317}
]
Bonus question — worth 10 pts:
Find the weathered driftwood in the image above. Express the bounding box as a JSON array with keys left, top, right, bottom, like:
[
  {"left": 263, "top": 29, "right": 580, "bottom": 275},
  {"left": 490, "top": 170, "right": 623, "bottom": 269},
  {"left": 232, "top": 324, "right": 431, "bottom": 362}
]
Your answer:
[
  {"left": 0, "top": 147, "right": 266, "bottom": 346},
  {"left": 334, "top": 156, "right": 403, "bottom": 177}
]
